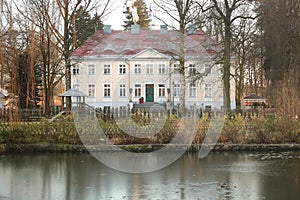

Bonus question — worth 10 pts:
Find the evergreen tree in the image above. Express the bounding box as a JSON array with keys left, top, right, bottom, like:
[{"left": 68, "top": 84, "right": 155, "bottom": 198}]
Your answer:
[
  {"left": 17, "top": 51, "right": 42, "bottom": 109},
  {"left": 71, "top": 6, "right": 104, "bottom": 48},
  {"left": 123, "top": 0, "right": 151, "bottom": 30}
]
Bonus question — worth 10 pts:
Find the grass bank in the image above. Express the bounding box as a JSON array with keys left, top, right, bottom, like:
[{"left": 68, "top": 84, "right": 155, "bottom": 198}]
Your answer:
[{"left": 0, "top": 114, "right": 299, "bottom": 154}]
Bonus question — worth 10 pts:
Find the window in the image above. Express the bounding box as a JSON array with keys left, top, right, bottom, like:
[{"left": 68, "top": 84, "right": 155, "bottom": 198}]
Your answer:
[
  {"left": 104, "top": 84, "right": 111, "bottom": 97},
  {"left": 204, "top": 64, "right": 211, "bottom": 74},
  {"left": 88, "top": 64, "right": 95, "bottom": 75},
  {"left": 219, "top": 80, "right": 223, "bottom": 89},
  {"left": 134, "top": 64, "right": 141, "bottom": 74},
  {"left": 146, "top": 64, "right": 154, "bottom": 74},
  {"left": 73, "top": 84, "right": 79, "bottom": 89},
  {"left": 88, "top": 84, "right": 95, "bottom": 97},
  {"left": 104, "top": 64, "right": 111, "bottom": 75},
  {"left": 119, "top": 64, "right": 126, "bottom": 74},
  {"left": 158, "top": 84, "right": 165, "bottom": 97},
  {"left": 72, "top": 65, "right": 79, "bottom": 75},
  {"left": 135, "top": 84, "right": 141, "bottom": 97},
  {"left": 173, "top": 64, "right": 180, "bottom": 73},
  {"left": 189, "top": 83, "right": 196, "bottom": 97},
  {"left": 174, "top": 84, "right": 180, "bottom": 97},
  {"left": 189, "top": 64, "right": 196, "bottom": 75},
  {"left": 205, "top": 84, "right": 212, "bottom": 98},
  {"left": 218, "top": 68, "right": 223, "bottom": 75},
  {"left": 158, "top": 64, "right": 166, "bottom": 74},
  {"left": 119, "top": 84, "right": 126, "bottom": 97}
]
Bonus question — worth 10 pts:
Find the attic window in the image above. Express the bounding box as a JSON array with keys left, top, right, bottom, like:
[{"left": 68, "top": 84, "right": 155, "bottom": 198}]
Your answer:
[
  {"left": 143, "top": 37, "right": 155, "bottom": 42},
  {"left": 113, "top": 37, "right": 127, "bottom": 45}
]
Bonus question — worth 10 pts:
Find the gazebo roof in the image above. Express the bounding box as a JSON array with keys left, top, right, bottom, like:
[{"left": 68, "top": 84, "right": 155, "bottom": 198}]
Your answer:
[
  {"left": 0, "top": 89, "right": 9, "bottom": 98},
  {"left": 243, "top": 93, "right": 266, "bottom": 102},
  {"left": 60, "top": 88, "right": 87, "bottom": 97},
  {"left": 0, "top": 88, "right": 17, "bottom": 98}
]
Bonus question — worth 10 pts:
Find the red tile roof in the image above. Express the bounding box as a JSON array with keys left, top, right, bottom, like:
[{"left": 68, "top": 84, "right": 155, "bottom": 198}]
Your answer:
[{"left": 71, "top": 29, "right": 220, "bottom": 58}]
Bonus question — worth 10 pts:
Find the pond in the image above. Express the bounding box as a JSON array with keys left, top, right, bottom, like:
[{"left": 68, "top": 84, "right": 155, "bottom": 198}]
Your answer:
[{"left": 0, "top": 151, "right": 299, "bottom": 200}]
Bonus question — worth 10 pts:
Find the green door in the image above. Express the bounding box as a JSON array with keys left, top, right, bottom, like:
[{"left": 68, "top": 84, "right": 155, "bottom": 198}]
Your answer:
[{"left": 146, "top": 84, "right": 154, "bottom": 102}]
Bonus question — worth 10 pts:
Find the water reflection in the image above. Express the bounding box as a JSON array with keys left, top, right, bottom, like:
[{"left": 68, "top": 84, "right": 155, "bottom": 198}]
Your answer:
[{"left": 0, "top": 152, "right": 299, "bottom": 200}]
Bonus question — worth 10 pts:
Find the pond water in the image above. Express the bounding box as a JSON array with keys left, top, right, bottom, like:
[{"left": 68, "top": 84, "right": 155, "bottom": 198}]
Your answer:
[{"left": 0, "top": 151, "right": 299, "bottom": 200}]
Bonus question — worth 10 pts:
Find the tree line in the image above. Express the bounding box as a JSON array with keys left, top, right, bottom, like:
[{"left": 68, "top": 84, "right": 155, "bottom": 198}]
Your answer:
[
  {"left": 0, "top": 0, "right": 110, "bottom": 115},
  {"left": 0, "top": 0, "right": 299, "bottom": 118}
]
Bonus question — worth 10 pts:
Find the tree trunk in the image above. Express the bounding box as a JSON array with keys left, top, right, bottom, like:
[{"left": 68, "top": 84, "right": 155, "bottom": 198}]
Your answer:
[
  {"left": 64, "top": 1, "right": 72, "bottom": 112},
  {"left": 179, "top": 22, "right": 186, "bottom": 116},
  {"left": 223, "top": 17, "right": 231, "bottom": 113}
]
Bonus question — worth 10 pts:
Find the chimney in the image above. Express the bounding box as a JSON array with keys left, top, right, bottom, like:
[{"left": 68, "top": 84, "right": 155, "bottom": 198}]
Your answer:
[
  {"left": 131, "top": 24, "right": 140, "bottom": 34},
  {"left": 160, "top": 25, "right": 168, "bottom": 34},
  {"left": 103, "top": 25, "right": 112, "bottom": 34},
  {"left": 188, "top": 25, "right": 197, "bottom": 35}
]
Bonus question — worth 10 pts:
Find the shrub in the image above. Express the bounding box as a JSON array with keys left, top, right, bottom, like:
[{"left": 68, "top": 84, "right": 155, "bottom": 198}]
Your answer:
[{"left": 0, "top": 113, "right": 299, "bottom": 145}]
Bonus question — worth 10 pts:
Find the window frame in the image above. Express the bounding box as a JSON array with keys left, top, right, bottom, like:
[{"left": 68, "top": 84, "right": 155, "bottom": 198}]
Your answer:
[
  {"left": 73, "top": 84, "right": 79, "bottom": 90},
  {"left": 146, "top": 64, "right": 154, "bottom": 75},
  {"left": 189, "top": 83, "right": 197, "bottom": 97},
  {"left": 72, "top": 65, "right": 80, "bottom": 75},
  {"left": 104, "top": 83, "right": 111, "bottom": 97},
  {"left": 119, "top": 83, "right": 126, "bottom": 97},
  {"left": 174, "top": 84, "right": 180, "bottom": 97},
  {"left": 189, "top": 64, "right": 196, "bottom": 75},
  {"left": 204, "top": 83, "right": 212, "bottom": 98},
  {"left": 204, "top": 64, "right": 211, "bottom": 74},
  {"left": 104, "top": 64, "right": 111, "bottom": 75},
  {"left": 88, "top": 84, "right": 95, "bottom": 97},
  {"left": 158, "top": 84, "right": 165, "bottom": 97},
  {"left": 158, "top": 64, "right": 166, "bottom": 74},
  {"left": 134, "top": 64, "right": 142, "bottom": 74},
  {"left": 173, "top": 64, "right": 180, "bottom": 73},
  {"left": 134, "top": 84, "right": 141, "bottom": 97},
  {"left": 88, "top": 64, "right": 96, "bottom": 75},
  {"left": 119, "top": 64, "right": 126, "bottom": 75}
]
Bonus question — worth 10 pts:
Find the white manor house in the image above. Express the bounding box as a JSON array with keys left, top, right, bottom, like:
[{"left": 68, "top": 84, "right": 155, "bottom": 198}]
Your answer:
[{"left": 71, "top": 25, "right": 235, "bottom": 110}]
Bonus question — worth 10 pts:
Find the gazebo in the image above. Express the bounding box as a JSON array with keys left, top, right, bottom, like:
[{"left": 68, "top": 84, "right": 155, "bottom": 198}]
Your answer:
[
  {"left": 60, "top": 88, "right": 87, "bottom": 109},
  {"left": 0, "top": 88, "right": 18, "bottom": 108},
  {"left": 243, "top": 93, "right": 266, "bottom": 109},
  {"left": 0, "top": 89, "right": 9, "bottom": 108}
]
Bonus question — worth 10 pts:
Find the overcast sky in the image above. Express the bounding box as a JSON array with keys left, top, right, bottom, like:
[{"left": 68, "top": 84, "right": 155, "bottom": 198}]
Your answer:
[{"left": 102, "top": 1, "right": 125, "bottom": 30}]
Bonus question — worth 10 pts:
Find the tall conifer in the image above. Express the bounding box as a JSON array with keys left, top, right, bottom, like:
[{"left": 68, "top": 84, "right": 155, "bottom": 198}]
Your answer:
[{"left": 123, "top": 0, "right": 151, "bottom": 30}]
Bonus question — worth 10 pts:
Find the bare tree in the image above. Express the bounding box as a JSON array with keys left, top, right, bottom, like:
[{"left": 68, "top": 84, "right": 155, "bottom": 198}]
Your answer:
[
  {"left": 260, "top": 0, "right": 300, "bottom": 117},
  {"left": 231, "top": 16, "right": 264, "bottom": 110},
  {"left": 0, "top": 0, "right": 13, "bottom": 89},
  {"left": 0, "top": 0, "right": 21, "bottom": 125},
  {"left": 199, "top": 0, "right": 258, "bottom": 112},
  {"left": 14, "top": 0, "right": 63, "bottom": 114},
  {"left": 153, "top": 0, "right": 201, "bottom": 115},
  {"left": 54, "top": 0, "right": 111, "bottom": 112},
  {"left": 15, "top": 0, "right": 112, "bottom": 113}
]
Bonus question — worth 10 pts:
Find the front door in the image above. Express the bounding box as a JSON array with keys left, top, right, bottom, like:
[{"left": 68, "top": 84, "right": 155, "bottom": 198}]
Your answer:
[{"left": 146, "top": 84, "right": 154, "bottom": 102}]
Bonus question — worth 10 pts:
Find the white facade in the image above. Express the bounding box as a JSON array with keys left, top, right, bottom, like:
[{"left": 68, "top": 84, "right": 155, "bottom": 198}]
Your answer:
[{"left": 71, "top": 26, "right": 235, "bottom": 110}]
